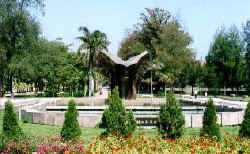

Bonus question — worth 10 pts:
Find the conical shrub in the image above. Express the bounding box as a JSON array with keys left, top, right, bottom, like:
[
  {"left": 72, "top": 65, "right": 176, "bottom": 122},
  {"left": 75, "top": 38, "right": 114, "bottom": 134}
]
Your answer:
[
  {"left": 126, "top": 110, "right": 137, "bottom": 136},
  {"left": 101, "top": 87, "right": 136, "bottom": 137},
  {"left": 239, "top": 101, "right": 250, "bottom": 137},
  {"left": 2, "top": 100, "right": 23, "bottom": 139},
  {"left": 200, "top": 98, "right": 221, "bottom": 140},
  {"left": 157, "top": 93, "right": 185, "bottom": 139},
  {"left": 60, "top": 99, "right": 81, "bottom": 141}
]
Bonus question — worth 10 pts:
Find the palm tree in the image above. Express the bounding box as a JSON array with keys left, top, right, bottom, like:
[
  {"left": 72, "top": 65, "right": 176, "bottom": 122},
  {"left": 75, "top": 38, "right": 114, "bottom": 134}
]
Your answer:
[{"left": 77, "top": 27, "right": 109, "bottom": 96}]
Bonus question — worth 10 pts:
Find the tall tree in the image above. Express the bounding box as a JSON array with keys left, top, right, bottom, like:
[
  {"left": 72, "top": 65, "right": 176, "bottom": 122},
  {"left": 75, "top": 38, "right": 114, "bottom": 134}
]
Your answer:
[
  {"left": 137, "top": 8, "right": 173, "bottom": 94},
  {"left": 178, "top": 61, "right": 201, "bottom": 96},
  {"left": 0, "top": 47, "right": 7, "bottom": 96},
  {"left": 155, "top": 21, "right": 194, "bottom": 89},
  {"left": 243, "top": 20, "right": 250, "bottom": 93},
  {"left": 137, "top": 8, "right": 172, "bottom": 59},
  {"left": 0, "top": 0, "right": 44, "bottom": 97},
  {"left": 77, "top": 27, "right": 109, "bottom": 96},
  {"left": 9, "top": 38, "right": 72, "bottom": 96},
  {"left": 202, "top": 64, "right": 219, "bottom": 89},
  {"left": 206, "top": 26, "right": 244, "bottom": 94},
  {"left": 118, "top": 32, "right": 145, "bottom": 60},
  {"left": 118, "top": 8, "right": 194, "bottom": 94}
]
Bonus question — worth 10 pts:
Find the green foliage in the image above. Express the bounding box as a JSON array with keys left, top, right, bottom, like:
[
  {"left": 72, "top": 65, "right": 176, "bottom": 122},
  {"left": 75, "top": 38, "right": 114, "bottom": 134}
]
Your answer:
[
  {"left": 201, "top": 98, "right": 221, "bottom": 140},
  {"left": 0, "top": 133, "right": 7, "bottom": 152},
  {"left": 118, "top": 8, "right": 194, "bottom": 90},
  {"left": 137, "top": 8, "right": 173, "bottom": 59},
  {"left": 44, "top": 89, "right": 58, "bottom": 97},
  {"left": 118, "top": 33, "right": 145, "bottom": 60},
  {"left": 73, "top": 91, "right": 85, "bottom": 97},
  {"left": 77, "top": 26, "right": 109, "bottom": 96},
  {"left": 0, "top": 0, "right": 88, "bottom": 97},
  {"left": 58, "top": 92, "right": 71, "bottom": 97},
  {"left": 126, "top": 110, "right": 137, "bottom": 135},
  {"left": 202, "top": 65, "right": 219, "bottom": 89},
  {"left": 155, "top": 21, "right": 194, "bottom": 82},
  {"left": 157, "top": 93, "right": 185, "bottom": 139},
  {"left": 239, "top": 102, "right": 250, "bottom": 137},
  {"left": 178, "top": 61, "right": 203, "bottom": 94},
  {"left": 2, "top": 100, "right": 23, "bottom": 139},
  {"left": 206, "top": 26, "right": 245, "bottom": 91},
  {"left": 101, "top": 87, "right": 136, "bottom": 137},
  {"left": 0, "top": 0, "right": 43, "bottom": 94},
  {"left": 60, "top": 100, "right": 81, "bottom": 141},
  {"left": 243, "top": 21, "right": 250, "bottom": 93}
]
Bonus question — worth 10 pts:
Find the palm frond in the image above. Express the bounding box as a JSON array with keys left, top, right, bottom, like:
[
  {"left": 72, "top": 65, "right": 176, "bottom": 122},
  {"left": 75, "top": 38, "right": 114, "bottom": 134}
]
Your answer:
[
  {"left": 79, "top": 26, "right": 90, "bottom": 36},
  {"left": 77, "top": 44, "right": 86, "bottom": 52}
]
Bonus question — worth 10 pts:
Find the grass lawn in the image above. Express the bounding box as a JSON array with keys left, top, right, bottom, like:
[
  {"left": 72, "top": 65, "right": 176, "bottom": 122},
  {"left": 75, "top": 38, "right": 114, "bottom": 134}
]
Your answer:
[{"left": 17, "top": 123, "right": 240, "bottom": 143}]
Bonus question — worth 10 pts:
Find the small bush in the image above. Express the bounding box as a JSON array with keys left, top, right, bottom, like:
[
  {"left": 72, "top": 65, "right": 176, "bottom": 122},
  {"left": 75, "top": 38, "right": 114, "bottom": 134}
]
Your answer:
[
  {"left": 0, "top": 134, "right": 7, "bottom": 152},
  {"left": 101, "top": 87, "right": 136, "bottom": 137},
  {"left": 126, "top": 110, "right": 137, "bottom": 136},
  {"left": 2, "top": 100, "right": 23, "bottom": 139},
  {"left": 200, "top": 98, "right": 221, "bottom": 140},
  {"left": 157, "top": 93, "right": 185, "bottom": 139},
  {"left": 60, "top": 100, "right": 82, "bottom": 141},
  {"left": 44, "top": 89, "right": 58, "bottom": 97},
  {"left": 58, "top": 92, "right": 70, "bottom": 97},
  {"left": 239, "top": 101, "right": 250, "bottom": 137},
  {"left": 73, "top": 91, "right": 85, "bottom": 97}
]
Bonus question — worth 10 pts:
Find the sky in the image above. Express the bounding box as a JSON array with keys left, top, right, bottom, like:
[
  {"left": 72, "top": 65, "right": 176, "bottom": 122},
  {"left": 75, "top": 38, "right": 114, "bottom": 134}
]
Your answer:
[{"left": 37, "top": 0, "right": 250, "bottom": 60}]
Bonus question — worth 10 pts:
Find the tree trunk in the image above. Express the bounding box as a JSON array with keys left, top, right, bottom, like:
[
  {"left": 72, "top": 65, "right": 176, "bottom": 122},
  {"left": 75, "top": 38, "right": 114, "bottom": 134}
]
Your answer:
[
  {"left": 224, "top": 86, "right": 226, "bottom": 96},
  {"left": 151, "top": 70, "right": 153, "bottom": 96},
  {"left": 89, "top": 74, "right": 94, "bottom": 96},
  {"left": 131, "top": 79, "right": 137, "bottom": 99},
  {"left": 88, "top": 52, "right": 95, "bottom": 97},
  {"left": 164, "top": 83, "right": 167, "bottom": 98},
  {"left": 191, "top": 85, "right": 194, "bottom": 96},
  {"left": 0, "top": 76, "right": 3, "bottom": 97},
  {"left": 83, "top": 81, "right": 87, "bottom": 96},
  {"left": 10, "top": 75, "right": 14, "bottom": 99}
]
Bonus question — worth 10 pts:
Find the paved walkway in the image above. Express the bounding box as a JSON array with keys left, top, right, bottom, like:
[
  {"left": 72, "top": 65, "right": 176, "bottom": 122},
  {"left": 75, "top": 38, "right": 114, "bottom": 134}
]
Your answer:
[
  {"left": 0, "top": 98, "right": 59, "bottom": 110},
  {"left": 92, "top": 87, "right": 109, "bottom": 99},
  {"left": 0, "top": 93, "right": 248, "bottom": 110},
  {"left": 0, "top": 98, "right": 35, "bottom": 109},
  {"left": 180, "top": 96, "right": 248, "bottom": 109}
]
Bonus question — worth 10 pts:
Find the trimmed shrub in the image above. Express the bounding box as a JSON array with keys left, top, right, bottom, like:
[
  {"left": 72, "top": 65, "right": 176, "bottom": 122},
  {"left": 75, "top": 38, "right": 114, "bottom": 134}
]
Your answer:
[
  {"left": 101, "top": 87, "right": 136, "bottom": 137},
  {"left": 157, "top": 93, "right": 185, "bottom": 139},
  {"left": 239, "top": 101, "right": 250, "bottom": 137},
  {"left": 126, "top": 110, "right": 137, "bottom": 136},
  {"left": 60, "top": 100, "right": 81, "bottom": 141},
  {"left": 2, "top": 100, "right": 23, "bottom": 139},
  {"left": 200, "top": 98, "right": 221, "bottom": 140},
  {"left": 0, "top": 134, "right": 7, "bottom": 152}
]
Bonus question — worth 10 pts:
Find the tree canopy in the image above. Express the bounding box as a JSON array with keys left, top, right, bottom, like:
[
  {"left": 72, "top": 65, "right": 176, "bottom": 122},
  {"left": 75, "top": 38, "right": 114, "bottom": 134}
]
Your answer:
[
  {"left": 118, "top": 8, "right": 194, "bottom": 92},
  {"left": 206, "top": 26, "right": 245, "bottom": 92},
  {"left": 77, "top": 27, "right": 109, "bottom": 96}
]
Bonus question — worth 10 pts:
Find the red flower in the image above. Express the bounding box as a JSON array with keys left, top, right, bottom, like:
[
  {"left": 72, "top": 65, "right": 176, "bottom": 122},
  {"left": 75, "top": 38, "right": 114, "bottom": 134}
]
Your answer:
[{"left": 231, "top": 145, "right": 236, "bottom": 151}]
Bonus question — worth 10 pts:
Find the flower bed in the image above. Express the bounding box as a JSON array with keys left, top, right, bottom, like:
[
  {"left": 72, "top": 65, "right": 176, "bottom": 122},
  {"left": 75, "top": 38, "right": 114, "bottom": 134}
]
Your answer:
[
  {"left": 86, "top": 134, "right": 250, "bottom": 154},
  {"left": 1, "top": 133, "right": 249, "bottom": 153},
  {"left": 0, "top": 136, "right": 85, "bottom": 154}
]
